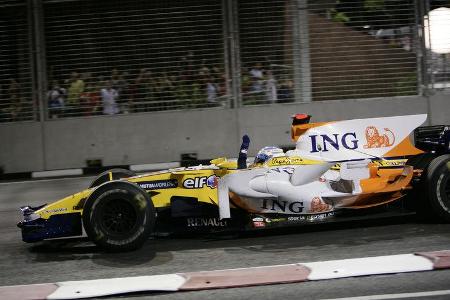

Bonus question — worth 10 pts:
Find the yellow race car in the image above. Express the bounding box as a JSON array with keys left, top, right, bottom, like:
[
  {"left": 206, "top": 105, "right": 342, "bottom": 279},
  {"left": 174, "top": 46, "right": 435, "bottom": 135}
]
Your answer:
[{"left": 18, "top": 114, "right": 450, "bottom": 251}]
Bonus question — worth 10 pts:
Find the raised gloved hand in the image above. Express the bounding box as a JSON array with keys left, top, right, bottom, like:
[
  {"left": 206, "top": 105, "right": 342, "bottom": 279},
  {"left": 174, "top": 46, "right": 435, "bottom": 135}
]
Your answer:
[{"left": 238, "top": 134, "right": 250, "bottom": 169}]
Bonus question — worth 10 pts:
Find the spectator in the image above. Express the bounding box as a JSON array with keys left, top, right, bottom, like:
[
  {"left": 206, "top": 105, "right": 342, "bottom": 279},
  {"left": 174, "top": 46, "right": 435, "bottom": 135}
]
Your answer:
[
  {"left": 134, "top": 68, "right": 158, "bottom": 112},
  {"left": 132, "top": 69, "right": 147, "bottom": 112},
  {"left": 247, "top": 63, "right": 265, "bottom": 104},
  {"left": 111, "top": 68, "right": 121, "bottom": 89},
  {"left": 47, "top": 80, "right": 66, "bottom": 118},
  {"left": 241, "top": 67, "right": 251, "bottom": 95},
  {"left": 278, "top": 79, "right": 294, "bottom": 103},
  {"left": 66, "top": 72, "right": 85, "bottom": 116},
  {"left": 153, "top": 72, "right": 176, "bottom": 110},
  {"left": 6, "top": 79, "right": 24, "bottom": 121},
  {"left": 8, "top": 78, "right": 20, "bottom": 98},
  {"left": 249, "top": 62, "right": 265, "bottom": 93},
  {"left": 206, "top": 76, "right": 218, "bottom": 104},
  {"left": 101, "top": 81, "right": 119, "bottom": 115},
  {"left": 116, "top": 71, "right": 131, "bottom": 113},
  {"left": 265, "top": 70, "right": 278, "bottom": 103},
  {"left": 80, "top": 83, "right": 100, "bottom": 116}
]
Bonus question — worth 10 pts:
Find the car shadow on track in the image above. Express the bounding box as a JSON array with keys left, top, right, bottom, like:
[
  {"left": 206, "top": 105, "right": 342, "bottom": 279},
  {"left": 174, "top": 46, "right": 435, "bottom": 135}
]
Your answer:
[
  {"left": 29, "top": 239, "right": 166, "bottom": 268},
  {"left": 27, "top": 212, "right": 438, "bottom": 268}
]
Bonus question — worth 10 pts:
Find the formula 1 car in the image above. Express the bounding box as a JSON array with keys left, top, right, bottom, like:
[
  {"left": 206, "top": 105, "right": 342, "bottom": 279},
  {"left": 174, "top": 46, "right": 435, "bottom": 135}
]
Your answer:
[{"left": 18, "top": 114, "right": 450, "bottom": 251}]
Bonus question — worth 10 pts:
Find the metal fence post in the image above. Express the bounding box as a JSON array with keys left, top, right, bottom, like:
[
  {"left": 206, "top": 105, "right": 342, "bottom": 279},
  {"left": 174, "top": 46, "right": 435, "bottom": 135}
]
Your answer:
[
  {"left": 416, "top": 0, "right": 431, "bottom": 95},
  {"left": 222, "top": 0, "right": 232, "bottom": 109},
  {"left": 27, "top": 0, "right": 38, "bottom": 121},
  {"left": 31, "top": 0, "right": 47, "bottom": 122},
  {"left": 229, "top": 0, "right": 241, "bottom": 108},
  {"left": 293, "top": 0, "right": 312, "bottom": 103},
  {"left": 31, "top": 0, "right": 48, "bottom": 170}
]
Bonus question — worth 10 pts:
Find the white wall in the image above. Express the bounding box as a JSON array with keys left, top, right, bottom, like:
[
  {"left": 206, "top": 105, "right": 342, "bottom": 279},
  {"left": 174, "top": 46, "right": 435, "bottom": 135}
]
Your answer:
[{"left": 1, "top": 93, "right": 447, "bottom": 173}]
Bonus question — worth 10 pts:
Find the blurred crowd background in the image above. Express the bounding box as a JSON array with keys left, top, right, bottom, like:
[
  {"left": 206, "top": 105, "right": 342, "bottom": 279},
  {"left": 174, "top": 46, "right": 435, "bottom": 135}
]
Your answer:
[{"left": 0, "top": 0, "right": 449, "bottom": 122}]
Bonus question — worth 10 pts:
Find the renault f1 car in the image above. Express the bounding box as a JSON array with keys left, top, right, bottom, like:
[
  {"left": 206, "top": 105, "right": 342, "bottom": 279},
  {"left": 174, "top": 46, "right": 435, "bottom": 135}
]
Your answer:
[{"left": 18, "top": 114, "right": 450, "bottom": 251}]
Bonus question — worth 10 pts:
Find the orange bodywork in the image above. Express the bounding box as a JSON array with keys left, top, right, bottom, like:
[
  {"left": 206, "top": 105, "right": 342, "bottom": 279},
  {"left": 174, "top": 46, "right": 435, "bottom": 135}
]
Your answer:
[
  {"left": 384, "top": 137, "right": 424, "bottom": 157},
  {"left": 349, "top": 165, "right": 414, "bottom": 208},
  {"left": 291, "top": 122, "right": 331, "bottom": 141}
]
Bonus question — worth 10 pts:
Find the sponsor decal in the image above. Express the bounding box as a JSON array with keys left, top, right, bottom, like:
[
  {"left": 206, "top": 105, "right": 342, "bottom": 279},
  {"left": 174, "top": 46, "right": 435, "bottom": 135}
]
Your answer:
[
  {"left": 310, "top": 132, "right": 359, "bottom": 153},
  {"left": 187, "top": 217, "right": 227, "bottom": 227},
  {"left": 183, "top": 175, "right": 219, "bottom": 189},
  {"left": 252, "top": 216, "right": 269, "bottom": 227},
  {"left": 310, "top": 197, "right": 332, "bottom": 213},
  {"left": 363, "top": 126, "right": 395, "bottom": 149},
  {"left": 138, "top": 179, "right": 178, "bottom": 190},
  {"left": 332, "top": 159, "right": 406, "bottom": 170},
  {"left": 269, "top": 167, "right": 295, "bottom": 175},
  {"left": 287, "top": 211, "right": 335, "bottom": 222},
  {"left": 269, "top": 157, "right": 304, "bottom": 166},
  {"left": 253, "top": 221, "right": 266, "bottom": 228},
  {"left": 44, "top": 208, "right": 67, "bottom": 214},
  {"left": 261, "top": 199, "right": 304, "bottom": 214},
  {"left": 265, "top": 217, "right": 287, "bottom": 223},
  {"left": 373, "top": 159, "right": 406, "bottom": 167}
]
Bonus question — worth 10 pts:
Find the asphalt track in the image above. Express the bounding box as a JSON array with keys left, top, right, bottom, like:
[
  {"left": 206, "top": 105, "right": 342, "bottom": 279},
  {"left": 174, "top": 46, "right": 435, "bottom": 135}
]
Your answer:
[{"left": 1, "top": 177, "right": 450, "bottom": 300}]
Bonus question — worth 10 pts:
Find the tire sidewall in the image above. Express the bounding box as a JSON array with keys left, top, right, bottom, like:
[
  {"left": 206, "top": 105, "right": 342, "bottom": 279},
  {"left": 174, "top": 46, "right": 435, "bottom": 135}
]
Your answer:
[
  {"left": 89, "top": 168, "right": 136, "bottom": 188},
  {"left": 427, "top": 154, "right": 450, "bottom": 222},
  {"left": 83, "top": 182, "right": 155, "bottom": 251}
]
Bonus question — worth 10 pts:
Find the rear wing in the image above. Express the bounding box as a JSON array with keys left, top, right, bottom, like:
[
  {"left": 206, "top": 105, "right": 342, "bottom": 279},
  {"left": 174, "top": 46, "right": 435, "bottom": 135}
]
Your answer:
[
  {"left": 290, "top": 114, "right": 427, "bottom": 161},
  {"left": 414, "top": 125, "right": 450, "bottom": 155}
]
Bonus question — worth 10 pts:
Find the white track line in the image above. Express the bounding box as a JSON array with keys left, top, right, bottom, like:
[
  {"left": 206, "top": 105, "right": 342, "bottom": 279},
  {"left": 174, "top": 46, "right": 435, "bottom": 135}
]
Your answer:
[
  {"left": 130, "top": 162, "right": 180, "bottom": 172},
  {"left": 320, "top": 289, "right": 450, "bottom": 300},
  {"left": 0, "top": 176, "right": 94, "bottom": 185},
  {"left": 32, "top": 169, "right": 83, "bottom": 178}
]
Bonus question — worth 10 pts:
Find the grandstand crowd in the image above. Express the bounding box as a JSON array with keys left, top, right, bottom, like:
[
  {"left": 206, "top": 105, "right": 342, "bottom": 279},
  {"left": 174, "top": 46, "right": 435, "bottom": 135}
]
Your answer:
[{"left": 0, "top": 60, "right": 295, "bottom": 122}]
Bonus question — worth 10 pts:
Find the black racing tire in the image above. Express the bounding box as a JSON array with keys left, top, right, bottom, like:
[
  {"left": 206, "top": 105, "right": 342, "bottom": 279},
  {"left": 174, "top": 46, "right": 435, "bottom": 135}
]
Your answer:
[
  {"left": 89, "top": 168, "right": 136, "bottom": 188},
  {"left": 83, "top": 181, "right": 155, "bottom": 252},
  {"left": 406, "top": 153, "right": 435, "bottom": 171},
  {"left": 423, "top": 154, "right": 450, "bottom": 222},
  {"left": 404, "top": 153, "right": 435, "bottom": 213}
]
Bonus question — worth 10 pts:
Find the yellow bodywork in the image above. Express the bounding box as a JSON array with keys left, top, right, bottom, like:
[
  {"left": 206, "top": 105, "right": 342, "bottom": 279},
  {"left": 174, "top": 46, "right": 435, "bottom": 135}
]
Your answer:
[{"left": 35, "top": 159, "right": 241, "bottom": 220}]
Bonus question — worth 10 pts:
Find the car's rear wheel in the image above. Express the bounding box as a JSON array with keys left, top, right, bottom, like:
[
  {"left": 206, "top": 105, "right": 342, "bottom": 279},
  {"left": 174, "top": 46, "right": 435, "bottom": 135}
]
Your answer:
[
  {"left": 89, "top": 168, "right": 136, "bottom": 188},
  {"left": 424, "top": 154, "right": 450, "bottom": 222},
  {"left": 83, "top": 182, "right": 155, "bottom": 251},
  {"left": 404, "top": 153, "right": 435, "bottom": 213}
]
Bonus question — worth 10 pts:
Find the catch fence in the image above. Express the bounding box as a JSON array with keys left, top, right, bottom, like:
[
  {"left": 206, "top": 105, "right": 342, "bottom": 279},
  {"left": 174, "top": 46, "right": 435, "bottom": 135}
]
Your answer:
[{"left": 0, "top": 0, "right": 447, "bottom": 123}]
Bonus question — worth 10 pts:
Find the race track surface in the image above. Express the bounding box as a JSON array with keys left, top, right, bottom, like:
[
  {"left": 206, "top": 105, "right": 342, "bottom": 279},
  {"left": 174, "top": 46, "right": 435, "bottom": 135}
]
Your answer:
[{"left": 1, "top": 177, "right": 450, "bottom": 300}]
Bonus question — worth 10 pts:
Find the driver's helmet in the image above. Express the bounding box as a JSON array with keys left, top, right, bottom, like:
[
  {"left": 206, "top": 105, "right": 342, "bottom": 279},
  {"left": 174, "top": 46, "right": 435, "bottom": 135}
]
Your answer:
[{"left": 254, "top": 146, "right": 284, "bottom": 164}]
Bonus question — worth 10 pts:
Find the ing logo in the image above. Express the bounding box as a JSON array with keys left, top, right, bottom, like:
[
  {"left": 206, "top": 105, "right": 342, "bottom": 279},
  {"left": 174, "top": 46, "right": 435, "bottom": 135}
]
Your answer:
[{"left": 363, "top": 126, "right": 395, "bottom": 149}]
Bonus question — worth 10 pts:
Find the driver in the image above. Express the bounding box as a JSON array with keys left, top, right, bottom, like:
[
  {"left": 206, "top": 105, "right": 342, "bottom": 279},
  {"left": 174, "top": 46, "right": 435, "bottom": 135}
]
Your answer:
[{"left": 253, "top": 146, "right": 285, "bottom": 165}]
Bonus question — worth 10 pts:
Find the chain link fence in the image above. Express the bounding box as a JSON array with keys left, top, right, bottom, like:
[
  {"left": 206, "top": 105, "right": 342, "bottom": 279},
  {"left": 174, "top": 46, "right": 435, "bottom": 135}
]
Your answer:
[
  {"left": 0, "top": 0, "right": 448, "bottom": 123},
  {"left": 43, "top": 0, "right": 226, "bottom": 118},
  {"left": 0, "top": 1, "right": 35, "bottom": 123}
]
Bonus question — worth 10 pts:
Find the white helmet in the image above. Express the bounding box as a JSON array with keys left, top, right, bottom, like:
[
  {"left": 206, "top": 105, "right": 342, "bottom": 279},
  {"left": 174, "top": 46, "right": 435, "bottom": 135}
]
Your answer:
[{"left": 254, "top": 146, "right": 284, "bottom": 164}]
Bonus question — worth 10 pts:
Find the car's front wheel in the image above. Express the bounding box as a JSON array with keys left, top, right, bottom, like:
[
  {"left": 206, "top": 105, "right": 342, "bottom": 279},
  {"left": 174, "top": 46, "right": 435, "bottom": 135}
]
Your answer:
[{"left": 83, "top": 182, "right": 155, "bottom": 251}]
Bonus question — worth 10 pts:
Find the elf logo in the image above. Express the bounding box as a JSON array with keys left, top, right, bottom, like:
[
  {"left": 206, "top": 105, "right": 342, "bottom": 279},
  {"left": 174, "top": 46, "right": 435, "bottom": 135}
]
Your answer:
[
  {"left": 183, "top": 175, "right": 219, "bottom": 189},
  {"left": 310, "top": 132, "right": 359, "bottom": 153}
]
